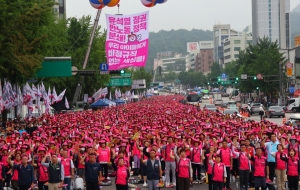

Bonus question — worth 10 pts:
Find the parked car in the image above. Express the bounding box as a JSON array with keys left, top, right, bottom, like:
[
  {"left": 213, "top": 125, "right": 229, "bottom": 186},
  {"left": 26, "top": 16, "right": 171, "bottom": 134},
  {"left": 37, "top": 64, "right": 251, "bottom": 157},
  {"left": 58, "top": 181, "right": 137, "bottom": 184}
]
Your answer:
[
  {"left": 266, "top": 106, "right": 285, "bottom": 118},
  {"left": 203, "top": 104, "right": 217, "bottom": 112},
  {"left": 221, "top": 102, "right": 228, "bottom": 108},
  {"left": 223, "top": 109, "right": 240, "bottom": 116},
  {"left": 202, "top": 95, "right": 209, "bottom": 100},
  {"left": 250, "top": 103, "right": 261, "bottom": 115},
  {"left": 214, "top": 99, "right": 223, "bottom": 106}
]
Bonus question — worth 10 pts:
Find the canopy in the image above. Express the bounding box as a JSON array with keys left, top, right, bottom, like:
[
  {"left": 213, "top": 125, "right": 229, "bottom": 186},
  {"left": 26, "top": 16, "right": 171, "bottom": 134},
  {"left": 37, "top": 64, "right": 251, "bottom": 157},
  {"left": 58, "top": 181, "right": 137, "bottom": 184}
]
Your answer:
[
  {"left": 114, "top": 98, "right": 125, "bottom": 105},
  {"left": 91, "top": 98, "right": 116, "bottom": 108}
]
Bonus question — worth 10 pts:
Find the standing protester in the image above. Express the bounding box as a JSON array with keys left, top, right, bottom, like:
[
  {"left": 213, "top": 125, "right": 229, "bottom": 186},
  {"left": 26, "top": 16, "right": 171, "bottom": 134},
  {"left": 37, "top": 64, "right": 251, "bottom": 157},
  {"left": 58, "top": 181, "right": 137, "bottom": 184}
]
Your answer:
[
  {"left": 261, "top": 133, "right": 278, "bottom": 182},
  {"left": 8, "top": 153, "right": 21, "bottom": 190},
  {"left": 144, "top": 149, "right": 162, "bottom": 190},
  {"left": 273, "top": 144, "right": 287, "bottom": 190},
  {"left": 32, "top": 147, "right": 49, "bottom": 190},
  {"left": 190, "top": 140, "right": 203, "bottom": 183},
  {"left": 280, "top": 148, "right": 300, "bottom": 190},
  {"left": 209, "top": 154, "right": 227, "bottom": 190},
  {"left": 216, "top": 140, "right": 232, "bottom": 190},
  {"left": 174, "top": 148, "right": 193, "bottom": 190},
  {"left": 232, "top": 144, "right": 251, "bottom": 190},
  {"left": 250, "top": 148, "right": 268, "bottom": 190},
  {"left": 61, "top": 150, "right": 75, "bottom": 190},
  {"left": 97, "top": 140, "right": 110, "bottom": 181},
  {"left": 12, "top": 155, "right": 35, "bottom": 190},
  {"left": 115, "top": 158, "right": 130, "bottom": 190},
  {"left": 206, "top": 146, "right": 216, "bottom": 190},
  {"left": 80, "top": 152, "right": 103, "bottom": 190},
  {"left": 41, "top": 153, "right": 65, "bottom": 190},
  {"left": 259, "top": 104, "right": 265, "bottom": 121},
  {"left": 161, "top": 136, "right": 176, "bottom": 187}
]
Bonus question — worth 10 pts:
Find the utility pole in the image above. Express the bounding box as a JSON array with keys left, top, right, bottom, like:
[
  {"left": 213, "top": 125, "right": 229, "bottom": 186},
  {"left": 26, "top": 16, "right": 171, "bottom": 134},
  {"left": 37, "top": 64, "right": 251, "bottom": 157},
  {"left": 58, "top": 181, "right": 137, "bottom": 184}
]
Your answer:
[{"left": 279, "top": 62, "right": 282, "bottom": 106}]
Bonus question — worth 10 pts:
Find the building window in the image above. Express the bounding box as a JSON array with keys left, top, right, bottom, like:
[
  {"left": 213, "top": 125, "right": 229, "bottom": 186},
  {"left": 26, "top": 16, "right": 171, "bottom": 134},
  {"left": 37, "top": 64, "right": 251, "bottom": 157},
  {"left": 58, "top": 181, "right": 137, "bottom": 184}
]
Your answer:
[
  {"left": 225, "top": 55, "right": 231, "bottom": 60},
  {"left": 204, "top": 50, "right": 206, "bottom": 52},
  {"left": 209, "top": 61, "right": 211, "bottom": 64},
  {"left": 59, "top": 0, "right": 64, "bottom": 6},
  {"left": 234, "top": 47, "right": 241, "bottom": 51},
  {"left": 224, "top": 48, "right": 230, "bottom": 53},
  {"left": 247, "top": 40, "right": 252, "bottom": 44},
  {"left": 209, "top": 56, "right": 211, "bottom": 59},
  {"left": 234, "top": 40, "right": 241, "bottom": 44},
  {"left": 234, "top": 54, "right": 239, "bottom": 58}
]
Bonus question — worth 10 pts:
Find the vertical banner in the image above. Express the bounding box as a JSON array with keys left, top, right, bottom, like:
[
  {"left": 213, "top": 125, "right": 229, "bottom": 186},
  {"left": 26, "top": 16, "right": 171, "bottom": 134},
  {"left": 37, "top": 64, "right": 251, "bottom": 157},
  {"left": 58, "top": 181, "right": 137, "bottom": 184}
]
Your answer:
[
  {"left": 105, "top": 11, "right": 149, "bottom": 70},
  {"left": 286, "top": 62, "right": 293, "bottom": 77}
]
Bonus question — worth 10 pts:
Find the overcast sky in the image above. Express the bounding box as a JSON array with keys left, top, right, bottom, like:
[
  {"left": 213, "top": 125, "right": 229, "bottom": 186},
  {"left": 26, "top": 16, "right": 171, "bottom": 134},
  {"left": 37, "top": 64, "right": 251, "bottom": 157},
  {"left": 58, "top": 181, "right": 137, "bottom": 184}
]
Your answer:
[{"left": 67, "top": 0, "right": 299, "bottom": 32}]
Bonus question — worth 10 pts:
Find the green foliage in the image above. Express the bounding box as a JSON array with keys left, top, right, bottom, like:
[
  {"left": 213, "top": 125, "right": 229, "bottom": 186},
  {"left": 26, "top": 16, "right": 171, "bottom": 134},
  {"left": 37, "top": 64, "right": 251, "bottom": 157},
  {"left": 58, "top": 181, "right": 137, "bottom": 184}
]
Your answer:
[
  {"left": 178, "top": 71, "right": 207, "bottom": 87},
  {"left": 0, "top": 0, "right": 56, "bottom": 84},
  {"left": 132, "top": 68, "right": 152, "bottom": 88},
  {"left": 223, "top": 61, "right": 240, "bottom": 77},
  {"left": 207, "top": 62, "right": 222, "bottom": 80},
  {"left": 147, "top": 29, "right": 213, "bottom": 71},
  {"left": 236, "top": 37, "right": 285, "bottom": 93}
]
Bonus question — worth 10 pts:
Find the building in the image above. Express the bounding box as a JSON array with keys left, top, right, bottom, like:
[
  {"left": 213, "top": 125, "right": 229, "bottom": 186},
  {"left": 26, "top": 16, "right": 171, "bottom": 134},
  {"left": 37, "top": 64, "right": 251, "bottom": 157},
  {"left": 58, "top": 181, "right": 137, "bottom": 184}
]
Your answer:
[
  {"left": 194, "top": 41, "right": 214, "bottom": 75},
  {"left": 252, "top": 0, "right": 290, "bottom": 49},
  {"left": 53, "top": 0, "right": 66, "bottom": 19},
  {"left": 153, "top": 53, "right": 186, "bottom": 74},
  {"left": 185, "top": 51, "right": 198, "bottom": 71},
  {"left": 223, "top": 33, "right": 253, "bottom": 65},
  {"left": 213, "top": 24, "right": 242, "bottom": 67},
  {"left": 295, "top": 36, "right": 300, "bottom": 47}
]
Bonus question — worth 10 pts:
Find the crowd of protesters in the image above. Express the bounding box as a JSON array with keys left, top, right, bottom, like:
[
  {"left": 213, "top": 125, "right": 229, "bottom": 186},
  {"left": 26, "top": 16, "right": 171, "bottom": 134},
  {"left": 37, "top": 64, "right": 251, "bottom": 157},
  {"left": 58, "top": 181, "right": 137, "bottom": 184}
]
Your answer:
[{"left": 0, "top": 95, "right": 298, "bottom": 190}]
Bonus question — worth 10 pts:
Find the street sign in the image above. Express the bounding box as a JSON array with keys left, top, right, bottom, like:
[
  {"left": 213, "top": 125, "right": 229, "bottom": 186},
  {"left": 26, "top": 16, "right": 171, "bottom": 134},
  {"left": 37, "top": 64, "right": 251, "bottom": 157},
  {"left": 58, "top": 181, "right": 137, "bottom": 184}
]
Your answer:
[
  {"left": 286, "top": 62, "right": 293, "bottom": 77},
  {"left": 121, "top": 73, "right": 131, "bottom": 77},
  {"left": 256, "top": 73, "right": 263, "bottom": 80},
  {"left": 100, "top": 71, "right": 109, "bottom": 74},
  {"left": 221, "top": 73, "right": 226, "bottom": 79},
  {"left": 241, "top": 74, "right": 247, "bottom": 79},
  {"left": 99, "top": 63, "right": 108, "bottom": 71},
  {"left": 108, "top": 78, "right": 132, "bottom": 87}
]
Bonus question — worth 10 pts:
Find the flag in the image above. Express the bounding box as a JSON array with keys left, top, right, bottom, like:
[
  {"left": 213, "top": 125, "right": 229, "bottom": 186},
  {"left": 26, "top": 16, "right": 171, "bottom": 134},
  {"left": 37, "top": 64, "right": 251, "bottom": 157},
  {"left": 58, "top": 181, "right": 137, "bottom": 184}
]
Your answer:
[
  {"left": 117, "top": 89, "right": 122, "bottom": 98},
  {"left": 56, "top": 89, "right": 66, "bottom": 102},
  {"left": 101, "top": 87, "right": 108, "bottom": 98},
  {"left": 22, "top": 83, "right": 33, "bottom": 105},
  {"left": 52, "top": 87, "right": 58, "bottom": 104},
  {"left": 115, "top": 88, "right": 118, "bottom": 99},
  {"left": 0, "top": 80, "right": 3, "bottom": 113},
  {"left": 93, "top": 88, "right": 102, "bottom": 102},
  {"left": 17, "top": 86, "right": 22, "bottom": 115},
  {"left": 109, "top": 91, "right": 112, "bottom": 100},
  {"left": 65, "top": 97, "right": 70, "bottom": 109}
]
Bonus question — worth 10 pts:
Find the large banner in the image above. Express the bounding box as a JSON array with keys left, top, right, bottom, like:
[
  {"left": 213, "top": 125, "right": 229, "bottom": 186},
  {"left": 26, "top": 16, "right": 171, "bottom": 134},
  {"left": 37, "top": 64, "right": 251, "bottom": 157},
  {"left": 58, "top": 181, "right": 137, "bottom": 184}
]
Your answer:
[
  {"left": 187, "top": 42, "right": 199, "bottom": 52},
  {"left": 105, "top": 11, "right": 149, "bottom": 70}
]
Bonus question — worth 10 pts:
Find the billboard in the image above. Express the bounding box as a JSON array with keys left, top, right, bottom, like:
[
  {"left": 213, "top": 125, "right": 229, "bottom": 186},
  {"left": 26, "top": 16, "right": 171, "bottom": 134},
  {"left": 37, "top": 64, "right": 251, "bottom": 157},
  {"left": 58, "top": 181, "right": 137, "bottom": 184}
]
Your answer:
[
  {"left": 187, "top": 42, "right": 199, "bottom": 52},
  {"left": 199, "top": 41, "right": 214, "bottom": 49},
  {"left": 295, "top": 36, "right": 300, "bottom": 47},
  {"left": 105, "top": 11, "right": 149, "bottom": 70}
]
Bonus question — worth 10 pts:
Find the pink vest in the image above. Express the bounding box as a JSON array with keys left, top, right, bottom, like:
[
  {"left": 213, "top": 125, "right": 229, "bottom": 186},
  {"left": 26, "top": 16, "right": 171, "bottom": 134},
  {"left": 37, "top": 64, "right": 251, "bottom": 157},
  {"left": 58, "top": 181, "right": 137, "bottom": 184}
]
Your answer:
[
  {"left": 11, "top": 161, "right": 21, "bottom": 181},
  {"left": 219, "top": 148, "right": 231, "bottom": 167},
  {"left": 287, "top": 157, "right": 299, "bottom": 176},
  {"left": 132, "top": 142, "right": 141, "bottom": 158},
  {"left": 253, "top": 156, "right": 266, "bottom": 177},
  {"left": 61, "top": 158, "right": 72, "bottom": 177},
  {"left": 276, "top": 152, "right": 286, "bottom": 170},
  {"left": 177, "top": 159, "right": 190, "bottom": 178},
  {"left": 212, "top": 163, "right": 225, "bottom": 182},
  {"left": 206, "top": 154, "right": 213, "bottom": 174},
  {"left": 0, "top": 164, "right": 4, "bottom": 180},
  {"left": 239, "top": 153, "right": 250, "bottom": 170},
  {"left": 116, "top": 166, "right": 128, "bottom": 185},
  {"left": 38, "top": 161, "right": 49, "bottom": 181},
  {"left": 165, "top": 144, "right": 175, "bottom": 162},
  {"left": 192, "top": 148, "right": 201, "bottom": 163},
  {"left": 98, "top": 148, "right": 110, "bottom": 162},
  {"left": 1, "top": 155, "right": 8, "bottom": 167}
]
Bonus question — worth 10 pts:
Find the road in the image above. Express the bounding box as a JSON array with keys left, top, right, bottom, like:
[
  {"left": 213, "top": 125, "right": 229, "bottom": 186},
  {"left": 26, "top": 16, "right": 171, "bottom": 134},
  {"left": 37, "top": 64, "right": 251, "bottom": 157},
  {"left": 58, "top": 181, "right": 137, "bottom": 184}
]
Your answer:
[{"left": 200, "top": 97, "right": 292, "bottom": 125}]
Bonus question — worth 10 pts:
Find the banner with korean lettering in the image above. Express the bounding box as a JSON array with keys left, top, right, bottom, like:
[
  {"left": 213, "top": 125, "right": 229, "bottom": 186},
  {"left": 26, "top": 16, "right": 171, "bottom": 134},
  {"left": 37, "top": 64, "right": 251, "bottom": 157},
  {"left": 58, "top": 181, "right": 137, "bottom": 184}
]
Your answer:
[{"left": 105, "top": 11, "right": 149, "bottom": 70}]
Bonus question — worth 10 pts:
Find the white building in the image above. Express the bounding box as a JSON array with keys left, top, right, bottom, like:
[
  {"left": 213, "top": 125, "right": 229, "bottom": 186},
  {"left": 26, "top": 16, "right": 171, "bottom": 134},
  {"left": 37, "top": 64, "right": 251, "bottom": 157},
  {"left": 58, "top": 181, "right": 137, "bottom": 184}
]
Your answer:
[
  {"left": 223, "top": 33, "right": 253, "bottom": 65},
  {"left": 213, "top": 24, "right": 242, "bottom": 67},
  {"left": 252, "top": 0, "right": 290, "bottom": 49},
  {"left": 53, "top": 0, "right": 66, "bottom": 19},
  {"left": 153, "top": 53, "right": 186, "bottom": 74},
  {"left": 185, "top": 51, "right": 198, "bottom": 71}
]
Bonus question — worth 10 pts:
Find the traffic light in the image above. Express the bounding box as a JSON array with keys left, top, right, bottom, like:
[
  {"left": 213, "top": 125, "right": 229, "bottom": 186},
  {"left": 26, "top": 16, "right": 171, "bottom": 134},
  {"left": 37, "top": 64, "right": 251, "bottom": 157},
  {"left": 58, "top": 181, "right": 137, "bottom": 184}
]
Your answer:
[
  {"left": 254, "top": 76, "right": 257, "bottom": 80},
  {"left": 236, "top": 77, "right": 239, "bottom": 81},
  {"left": 109, "top": 70, "right": 125, "bottom": 74},
  {"left": 256, "top": 87, "right": 259, "bottom": 90},
  {"left": 218, "top": 78, "right": 221, "bottom": 82},
  {"left": 207, "top": 82, "right": 210, "bottom": 85}
]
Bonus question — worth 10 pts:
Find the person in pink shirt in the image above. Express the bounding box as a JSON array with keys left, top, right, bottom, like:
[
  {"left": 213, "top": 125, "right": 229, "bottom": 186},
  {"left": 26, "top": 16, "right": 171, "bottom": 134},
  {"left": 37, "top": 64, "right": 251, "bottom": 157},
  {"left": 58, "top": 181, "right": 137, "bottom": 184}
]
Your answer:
[{"left": 115, "top": 158, "right": 130, "bottom": 190}]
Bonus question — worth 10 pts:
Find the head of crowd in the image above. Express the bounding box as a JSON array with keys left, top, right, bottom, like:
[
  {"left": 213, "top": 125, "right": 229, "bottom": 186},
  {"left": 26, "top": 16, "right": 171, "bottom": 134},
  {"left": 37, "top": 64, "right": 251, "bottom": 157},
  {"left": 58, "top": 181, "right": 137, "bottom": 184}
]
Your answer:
[{"left": 0, "top": 95, "right": 297, "bottom": 155}]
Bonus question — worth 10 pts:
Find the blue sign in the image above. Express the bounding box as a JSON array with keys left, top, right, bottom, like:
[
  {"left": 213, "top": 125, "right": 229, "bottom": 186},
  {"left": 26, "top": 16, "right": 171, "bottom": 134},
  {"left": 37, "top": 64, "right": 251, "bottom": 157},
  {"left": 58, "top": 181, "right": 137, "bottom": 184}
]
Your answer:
[
  {"left": 221, "top": 73, "right": 226, "bottom": 79},
  {"left": 99, "top": 63, "right": 108, "bottom": 71},
  {"left": 289, "top": 86, "right": 295, "bottom": 93}
]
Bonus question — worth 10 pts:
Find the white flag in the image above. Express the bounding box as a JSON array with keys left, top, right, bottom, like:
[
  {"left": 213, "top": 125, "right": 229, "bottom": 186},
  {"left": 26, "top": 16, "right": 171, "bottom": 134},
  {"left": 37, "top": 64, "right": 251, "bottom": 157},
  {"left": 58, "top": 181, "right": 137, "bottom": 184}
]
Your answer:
[
  {"left": 52, "top": 87, "right": 58, "bottom": 104},
  {"left": 101, "top": 87, "right": 108, "bottom": 98},
  {"left": 65, "top": 97, "right": 70, "bottom": 109},
  {"left": 0, "top": 80, "right": 3, "bottom": 113},
  {"left": 56, "top": 89, "right": 66, "bottom": 102},
  {"left": 22, "top": 83, "right": 33, "bottom": 105},
  {"left": 109, "top": 91, "right": 112, "bottom": 100}
]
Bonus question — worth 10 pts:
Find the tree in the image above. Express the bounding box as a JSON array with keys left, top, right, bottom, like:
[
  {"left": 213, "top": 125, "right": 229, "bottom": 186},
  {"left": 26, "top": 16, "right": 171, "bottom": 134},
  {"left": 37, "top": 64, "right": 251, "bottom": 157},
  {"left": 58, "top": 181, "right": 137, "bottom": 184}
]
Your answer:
[
  {"left": 224, "top": 61, "right": 239, "bottom": 77},
  {"left": 0, "top": 0, "right": 56, "bottom": 84},
  {"left": 236, "top": 37, "right": 285, "bottom": 93},
  {"left": 207, "top": 62, "right": 222, "bottom": 80},
  {"left": 132, "top": 68, "right": 153, "bottom": 88},
  {"left": 178, "top": 71, "right": 207, "bottom": 87}
]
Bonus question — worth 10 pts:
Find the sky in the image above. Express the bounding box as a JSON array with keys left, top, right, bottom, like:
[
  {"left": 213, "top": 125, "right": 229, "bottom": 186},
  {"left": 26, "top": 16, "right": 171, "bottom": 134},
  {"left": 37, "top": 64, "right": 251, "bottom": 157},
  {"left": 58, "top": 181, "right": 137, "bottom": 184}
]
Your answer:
[{"left": 67, "top": 0, "right": 300, "bottom": 33}]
